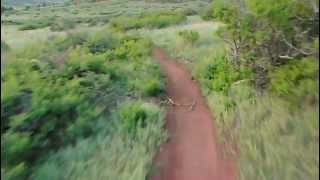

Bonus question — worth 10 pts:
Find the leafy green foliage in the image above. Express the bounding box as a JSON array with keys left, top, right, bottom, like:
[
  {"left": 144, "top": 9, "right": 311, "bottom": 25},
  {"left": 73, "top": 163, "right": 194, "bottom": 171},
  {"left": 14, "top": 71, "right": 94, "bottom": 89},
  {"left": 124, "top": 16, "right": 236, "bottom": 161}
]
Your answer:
[
  {"left": 195, "top": 53, "right": 252, "bottom": 93},
  {"left": 178, "top": 30, "right": 199, "bottom": 46},
  {"left": 270, "top": 58, "right": 318, "bottom": 105},
  {"left": 86, "top": 31, "right": 119, "bottom": 54},
  {"left": 30, "top": 101, "right": 166, "bottom": 180},
  {"left": 115, "top": 101, "right": 163, "bottom": 136},
  {"left": 1, "top": 30, "right": 165, "bottom": 179},
  {"left": 51, "top": 32, "right": 89, "bottom": 52},
  {"left": 49, "top": 18, "right": 76, "bottom": 31},
  {"left": 1, "top": 40, "right": 10, "bottom": 52},
  {"left": 18, "top": 17, "right": 55, "bottom": 30},
  {"left": 204, "top": 0, "right": 318, "bottom": 88}
]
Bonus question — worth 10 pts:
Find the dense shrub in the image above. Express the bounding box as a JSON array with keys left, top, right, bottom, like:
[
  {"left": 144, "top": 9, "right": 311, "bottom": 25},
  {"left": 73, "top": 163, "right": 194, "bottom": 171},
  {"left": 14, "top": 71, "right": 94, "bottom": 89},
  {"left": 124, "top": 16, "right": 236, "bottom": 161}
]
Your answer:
[
  {"left": 86, "top": 31, "right": 119, "bottom": 54},
  {"left": 195, "top": 53, "right": 252, "bottom": 93},
  {"left": 30, "top": 101, "right": 166, "bottom": 180},
  {"left": 50, "top": 19, "right": 76, "bottom": 31},
  {"left": 51, "top": 32, "right": 89, "bottom": 52},
  {"left": 117, "top": 101, "right": 151, "bottom": 135},
  {"left": 1, "top": 40, "right": 10, "bottom": 52},
  {"left": 204, "top": 0, "right": 318, "bottom": 88},
  {"left": 18, "top": 18, "right": 55, "bottom": 31},
  {"left": 270, "top": 58, "right": 318, "bottom": 105},
  {"left": 1, "top": 31, "right": 164, "bottom": 179},
  {"left": 178, "top": 30, "right": 199, "bottom": 46}
]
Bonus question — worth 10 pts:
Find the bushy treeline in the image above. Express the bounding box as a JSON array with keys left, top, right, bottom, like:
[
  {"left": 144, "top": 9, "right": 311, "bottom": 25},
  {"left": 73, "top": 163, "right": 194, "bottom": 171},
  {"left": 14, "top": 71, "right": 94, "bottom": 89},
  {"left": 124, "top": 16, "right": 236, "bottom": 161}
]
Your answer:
[
  {"left": 16, "top": 17, "right": 78, "bottom": 31},
  {"left": 203, "top": 0, "right": 318, "bottom": 88},
  {"left": 1, "top": 29, "right": 166, "bottom": 179},
  {"left": 10, "top": 10, "right": 187, "bottom": 32},
  {"left": 109, "top": 10, "right": 187, "bottom": 31}
]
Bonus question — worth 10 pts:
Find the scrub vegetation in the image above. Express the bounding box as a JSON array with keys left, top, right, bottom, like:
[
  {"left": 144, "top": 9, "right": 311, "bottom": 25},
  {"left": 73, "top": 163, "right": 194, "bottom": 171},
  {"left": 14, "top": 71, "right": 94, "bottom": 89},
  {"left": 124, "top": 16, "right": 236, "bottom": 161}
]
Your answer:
[{"left": 1, "top": 0, "right": 318, "bottom": 180}]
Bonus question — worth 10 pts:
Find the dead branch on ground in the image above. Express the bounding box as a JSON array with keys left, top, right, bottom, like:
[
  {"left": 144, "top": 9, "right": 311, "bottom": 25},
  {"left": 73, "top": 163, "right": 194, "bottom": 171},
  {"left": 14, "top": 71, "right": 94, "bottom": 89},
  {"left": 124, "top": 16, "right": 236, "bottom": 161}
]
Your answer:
[{"left": 161, "top": 97, "right": 197, "bottom": 111}]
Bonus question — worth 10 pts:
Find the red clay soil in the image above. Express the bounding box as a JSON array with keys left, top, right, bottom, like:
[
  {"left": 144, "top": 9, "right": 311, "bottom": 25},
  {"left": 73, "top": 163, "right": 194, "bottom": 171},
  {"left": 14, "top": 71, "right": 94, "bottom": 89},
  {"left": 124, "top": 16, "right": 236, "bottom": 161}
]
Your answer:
[{"left": 151, "top": 48, "right": 236, "bottom": 180}]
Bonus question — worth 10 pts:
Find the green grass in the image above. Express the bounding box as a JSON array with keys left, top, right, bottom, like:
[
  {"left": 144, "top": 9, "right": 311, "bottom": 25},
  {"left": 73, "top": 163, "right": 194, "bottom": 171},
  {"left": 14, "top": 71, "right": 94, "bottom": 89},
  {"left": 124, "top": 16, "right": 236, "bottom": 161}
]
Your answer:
[{"left": 206, "top": 84, "right": 319, "bottom": 180}]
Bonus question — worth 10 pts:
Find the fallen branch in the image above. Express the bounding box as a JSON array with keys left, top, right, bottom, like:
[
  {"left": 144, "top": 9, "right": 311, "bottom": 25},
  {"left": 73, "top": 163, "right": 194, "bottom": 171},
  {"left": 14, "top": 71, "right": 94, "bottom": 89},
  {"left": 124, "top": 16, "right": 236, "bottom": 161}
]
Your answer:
[
  {"left": 231, "top": 79, "right": 252, "bottom": 86},
  {"left": 187, "top": 100, "right": 197, "bottom": 112},
  {"left": 279, "top": 55, "right": 294, "bottom": 60},
  {"left": 163, "top": 97, "right": 197, "bottom": 111},
  {"left": 280, "top": 34, "right": 314, "bottom": 56}
]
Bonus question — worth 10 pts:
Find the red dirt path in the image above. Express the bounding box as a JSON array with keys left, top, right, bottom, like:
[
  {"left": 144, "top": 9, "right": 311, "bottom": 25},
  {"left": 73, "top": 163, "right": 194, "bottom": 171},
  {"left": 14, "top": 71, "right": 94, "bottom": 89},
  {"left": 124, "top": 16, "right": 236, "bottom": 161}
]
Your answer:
[{"left": 151, "top": 48, "right": 236, "bottom": 180}]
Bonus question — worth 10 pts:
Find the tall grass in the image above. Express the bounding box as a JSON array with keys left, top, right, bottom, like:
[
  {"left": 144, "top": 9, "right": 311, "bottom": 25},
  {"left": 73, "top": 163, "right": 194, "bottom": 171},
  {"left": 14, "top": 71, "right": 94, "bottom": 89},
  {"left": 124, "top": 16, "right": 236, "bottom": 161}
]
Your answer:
[
  {"left": 31, "top": 101, "right": 167, "bottom": 180},
  {"left": 206, "top": 84, "right": 319, "bottom": 180}
]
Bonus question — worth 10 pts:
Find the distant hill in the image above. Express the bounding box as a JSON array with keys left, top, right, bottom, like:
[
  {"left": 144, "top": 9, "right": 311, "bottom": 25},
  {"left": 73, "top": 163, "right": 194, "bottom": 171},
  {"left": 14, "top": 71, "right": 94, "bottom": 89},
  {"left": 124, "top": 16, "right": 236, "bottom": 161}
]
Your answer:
[{"left": 2, "top": 0, "right": 69, "bottom": 7}]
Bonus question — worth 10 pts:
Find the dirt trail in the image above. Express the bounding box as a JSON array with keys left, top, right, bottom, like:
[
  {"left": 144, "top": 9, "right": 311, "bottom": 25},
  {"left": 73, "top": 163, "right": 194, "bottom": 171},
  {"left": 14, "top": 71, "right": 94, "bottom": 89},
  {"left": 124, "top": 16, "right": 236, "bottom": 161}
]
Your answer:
[{"left": 151, "top": 48, "right": 236, "bottom": 180}]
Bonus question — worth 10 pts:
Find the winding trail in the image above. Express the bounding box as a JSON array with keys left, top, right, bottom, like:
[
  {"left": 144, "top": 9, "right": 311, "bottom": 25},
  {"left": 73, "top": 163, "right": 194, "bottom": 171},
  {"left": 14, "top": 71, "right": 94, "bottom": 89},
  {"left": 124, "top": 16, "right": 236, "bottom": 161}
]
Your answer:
[{"left": 151, "top": 48, "right": 236, "bottom": 180}]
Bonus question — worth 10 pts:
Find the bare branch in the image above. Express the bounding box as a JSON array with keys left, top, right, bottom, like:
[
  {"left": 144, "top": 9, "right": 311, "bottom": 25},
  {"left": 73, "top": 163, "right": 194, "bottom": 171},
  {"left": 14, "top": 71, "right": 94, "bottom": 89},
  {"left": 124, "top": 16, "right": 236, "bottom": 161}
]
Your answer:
[{"left": 280, "top": 34, "right": 314, "bottom": 56}]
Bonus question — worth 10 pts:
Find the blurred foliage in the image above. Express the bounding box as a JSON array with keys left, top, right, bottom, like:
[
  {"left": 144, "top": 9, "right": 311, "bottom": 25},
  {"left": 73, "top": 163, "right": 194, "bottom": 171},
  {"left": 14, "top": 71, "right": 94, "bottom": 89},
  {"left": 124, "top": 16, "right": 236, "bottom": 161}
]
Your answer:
[
  {"left": 30, "top": 101, "right": 167, "bottom": 180},
  {"left": 194, "top": 52, "right": 252, "bottom": 93},
  {"left": 270, "top": 58, "right": 318, "bottom": 106},
  {"left": 204, "top": 0, "right": 318, "bottom": 88},
  {"left": 1, "top": 40, "right": 10, "bottom": 53},
  {"left": 109, "top": 10, "right": 187, "bottom": 31},
  {"left": 49, "top": 18, "right": 76, "bottom": 31},
  {"left": 1, "top": 30, "right": 165, "bottom": 179},
  {"left": 177, "top": 30, "right": 199, "bottom": 46}
]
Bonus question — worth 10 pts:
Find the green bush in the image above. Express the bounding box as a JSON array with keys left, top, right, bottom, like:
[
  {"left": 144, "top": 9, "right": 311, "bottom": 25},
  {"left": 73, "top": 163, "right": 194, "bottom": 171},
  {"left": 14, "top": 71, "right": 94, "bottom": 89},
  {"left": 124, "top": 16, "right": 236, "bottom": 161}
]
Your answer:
[
  {"left": 201, "top": 4, "right": 215, "bottom": 20},
  {"left": 1, "top": 31, "right": 165, "bottom": 179},
  {"left": 116, "top": 101, "right": 147, "bottom": 135},
  {"left": 51, "top": 32, "right": 89, "bottom": 52},
  {"left": 195, "top": 53, "right": 252, "bottom": 93},
  {"left": 18, "top": 18, "right": 54, "bottom": 31},
  {"left": 86, "top": 31, "right": 119, "bottom": 54},
  {"left": 270, "top": 58, "right": 318, "bottom": 105},
  {"left": 205, "top": 0, "right": 317, "bottom": 66},
  {"left": 31, "top": 101, "right": 166, "bottom": 180},
  {"left": 1, "top": 40, "right": 10, "bottom": 52},
  {"left": 181, "top": 8, "right": 198, "bottom": 16},
  {"left": 50, "top": 19, "right": 76, "bottom": 32},
  {"left": 109, "top": 10, "right": 187, "bottom": 31},
  {"left": 178, "top": 30, "right": 199, "bottom": 46}
]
